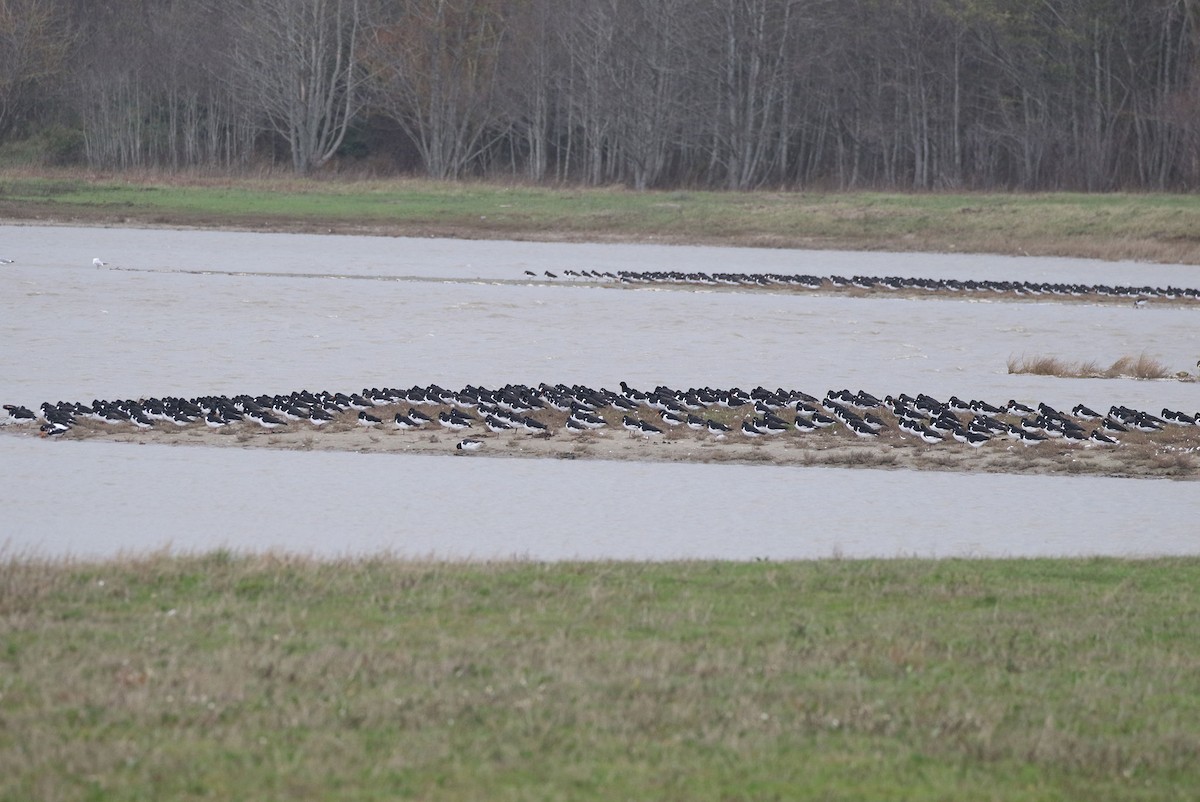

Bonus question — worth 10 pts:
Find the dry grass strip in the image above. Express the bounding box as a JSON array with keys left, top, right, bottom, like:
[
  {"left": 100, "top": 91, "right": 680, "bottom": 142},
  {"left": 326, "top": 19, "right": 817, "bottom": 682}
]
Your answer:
[{"left": 1007, "top": 352, "right": 1174, "bottom": 379}]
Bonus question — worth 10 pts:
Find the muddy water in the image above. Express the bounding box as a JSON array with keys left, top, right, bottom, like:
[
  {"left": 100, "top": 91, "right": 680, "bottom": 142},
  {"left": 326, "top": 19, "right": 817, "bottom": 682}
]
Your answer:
[{"left": 2, "top": 225, "right": 1197, "bottom": 559}]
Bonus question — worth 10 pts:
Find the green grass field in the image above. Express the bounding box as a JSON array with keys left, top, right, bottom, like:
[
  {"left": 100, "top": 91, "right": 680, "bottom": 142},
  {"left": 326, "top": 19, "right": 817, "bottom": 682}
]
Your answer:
[
  {"left": 3, "top": 555, "right": 1198, "bottom": 800},
  {"left": 5, "top": 171, "right": 1200, "bottom": 264}
]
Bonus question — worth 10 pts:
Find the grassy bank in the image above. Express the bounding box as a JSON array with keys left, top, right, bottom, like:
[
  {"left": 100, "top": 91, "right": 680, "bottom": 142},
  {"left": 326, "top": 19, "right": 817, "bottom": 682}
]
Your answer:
[
  {"left": 4, "top": 170, "right": 1200, "bottom": 264},
  {"left": 3, "top": 555, "right": 1198, "bottom": 800}
]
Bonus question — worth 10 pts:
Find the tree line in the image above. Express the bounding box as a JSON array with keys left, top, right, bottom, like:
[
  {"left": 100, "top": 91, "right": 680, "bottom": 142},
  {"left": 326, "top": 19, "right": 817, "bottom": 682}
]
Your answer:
[{"left": 3, "top": 0, "right": 1198, "bottom": 190}]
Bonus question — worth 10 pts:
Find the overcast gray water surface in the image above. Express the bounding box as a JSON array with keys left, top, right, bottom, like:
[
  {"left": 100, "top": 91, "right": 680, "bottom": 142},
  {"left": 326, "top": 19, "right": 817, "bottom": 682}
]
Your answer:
[{"left": 2, "top": 225, "right": 1196, "bottom": 559}]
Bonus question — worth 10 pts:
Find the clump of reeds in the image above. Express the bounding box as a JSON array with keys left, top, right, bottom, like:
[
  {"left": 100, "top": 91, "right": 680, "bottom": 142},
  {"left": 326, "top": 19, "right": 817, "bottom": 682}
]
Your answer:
[
  {"left": 1104, "top": 353, "right": 1171, "bottom": 379},
  {"left": 1007, "top": 352, "right": 1171, "bottom": 379}
]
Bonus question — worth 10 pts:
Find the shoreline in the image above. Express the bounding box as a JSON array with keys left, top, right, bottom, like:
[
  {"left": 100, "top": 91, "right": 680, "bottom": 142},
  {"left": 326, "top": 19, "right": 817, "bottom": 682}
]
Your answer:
[{"left": 7, "top": 176, "right": 1200, "bottom": 266}]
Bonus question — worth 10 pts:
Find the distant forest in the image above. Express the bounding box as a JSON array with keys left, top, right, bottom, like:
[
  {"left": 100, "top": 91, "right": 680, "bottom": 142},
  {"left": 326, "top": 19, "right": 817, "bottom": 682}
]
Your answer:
[{"left": 3, "top": 0, "right": 1199, "bottom": 190}]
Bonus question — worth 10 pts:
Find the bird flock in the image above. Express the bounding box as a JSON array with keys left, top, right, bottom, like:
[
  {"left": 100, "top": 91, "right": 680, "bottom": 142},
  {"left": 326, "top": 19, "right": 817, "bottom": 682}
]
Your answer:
[
  {"left": 7, "top": 256, "right": 1193, "bottom": 304},
  {"left": 529, "top": 268, "right": 1200, "bottom": 304},
  {"left": 5, "top": 383, "right": 1197, "bottom": 457}
]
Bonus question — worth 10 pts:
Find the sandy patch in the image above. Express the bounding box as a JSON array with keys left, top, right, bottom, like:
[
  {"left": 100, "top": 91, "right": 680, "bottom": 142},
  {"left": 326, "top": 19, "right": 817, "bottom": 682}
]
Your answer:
[{"left": 8, "top": 402, "right": 1197, "bottom": 481}]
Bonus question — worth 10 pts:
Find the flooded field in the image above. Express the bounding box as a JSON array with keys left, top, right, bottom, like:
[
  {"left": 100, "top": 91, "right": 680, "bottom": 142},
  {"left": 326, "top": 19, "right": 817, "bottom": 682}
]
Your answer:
[{"left": 2, "top": 225, "right": 1196, "bottom": 559}]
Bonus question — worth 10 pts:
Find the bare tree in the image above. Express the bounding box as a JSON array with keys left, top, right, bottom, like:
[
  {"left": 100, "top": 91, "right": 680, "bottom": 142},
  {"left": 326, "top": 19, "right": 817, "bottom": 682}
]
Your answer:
[
  {"left": 606, "top": 0, "right": 693, "bottom": 189},
  {"left": 494, "top": 0, "right": 561, "bottom": 181},
  {"left": 367, "top": 0, "right": 508, "bottom": 180},
  {"left": 68, "top": 1, "right": 256, "bottom": 170},
  {"left": 698, "top": 0, "right": 801, "bottom": 189},
  {"left": 8, "top": 0, "right": 1200, "bottom": 190},
  {"left": 228, "top": 0, "right": 366, "bottom": 174},
  {"left": 0, "top": 0, "right": 70, "bottom": 138}
]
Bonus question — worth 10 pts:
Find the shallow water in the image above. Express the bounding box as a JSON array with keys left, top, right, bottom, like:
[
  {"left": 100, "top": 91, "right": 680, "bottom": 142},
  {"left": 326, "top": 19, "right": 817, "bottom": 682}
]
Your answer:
[
  {"left": 1, "top": 225, "right": 1197, "bottom": 559},
  {"left": 9, "top": 223, "right": 1200, "bottom": 285},
  {"left": 5, "top": 437, "right": 1196, "bottom": 560}
]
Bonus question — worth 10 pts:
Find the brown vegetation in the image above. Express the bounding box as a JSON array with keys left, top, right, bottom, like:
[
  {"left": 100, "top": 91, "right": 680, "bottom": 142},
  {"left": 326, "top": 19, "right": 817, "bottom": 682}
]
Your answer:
[{"left": 1007, "top": 353, "right": 1174, "bottom": 380}]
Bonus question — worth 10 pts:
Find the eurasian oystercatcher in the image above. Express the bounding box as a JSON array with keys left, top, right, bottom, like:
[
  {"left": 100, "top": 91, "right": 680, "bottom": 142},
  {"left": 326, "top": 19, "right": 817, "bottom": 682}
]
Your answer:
[
  {"left": 521, "top": 416, "right": 549, "bottom": 434},
  {"left": 706, "top": 419, "right": 731, "bottom": 435},
  {"left": 437, "top": 411, "right": 471, "bottom": 430},
  {"left": 484, "top": 415, "right": 514, "bottom": 433},
  {"left": 2, "top": 404, "right": 35, "bottom": 423}
]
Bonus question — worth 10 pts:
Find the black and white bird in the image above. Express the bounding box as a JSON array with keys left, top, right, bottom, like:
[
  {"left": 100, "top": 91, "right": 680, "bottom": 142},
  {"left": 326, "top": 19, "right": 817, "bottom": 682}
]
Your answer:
[
  {"left": 1162, "top": 408, "right": 1197, "bottom": 425},
  {"left": 862, "top": 413, "right": 888, "bottom": 431},
  {"left": 636, "top": 420, "right": 664, "bottom": 436},
  {"left": 1062, "top": 427, "right": 1088, "bottom": 444},
  {"left": 947, "top": 396, "right": 973, "bottom": 414},
  {"left": 521, "top": 416, "right": 549, "bottom": 434},
  {"left": 571, "top": 410, "right": 608, "bottom": 429},
  {"left": 2, "top": 404, "right": 35, "bottom": 423},
  {"left": 847, "top": 419, "right": 879, "bottom": 438},
  {"left": 456, "top": 438, "right": 484, "bottom": 451},
  {"left": 916, "top": 427, "right": 944, "bottom": 444},
  {"left": 759, "top": 416, "right": 789, "bottom": 435},
  {"left": 306, "top": 407, "right": 335, "bottom": 426},
  {"left": 437, "top": 411, "right": 471, "bottom": 430},
  {"left": 484, "top": 415, "right": 514, "bottom": 433},
  {"left": 39, "top": 420, "right": 71, "bottom": 436},
  {"left": 247, "top": 410, "right": 285, "bottom": 428},
  {"left": 964, "top": 431, "right": 990, "bottom": 448},
  {"left": 793, "top": 416, "right": 817, "bottom": 433},
  {"left": 706, "top": 419, "right": 731, "bottom": 435}
]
